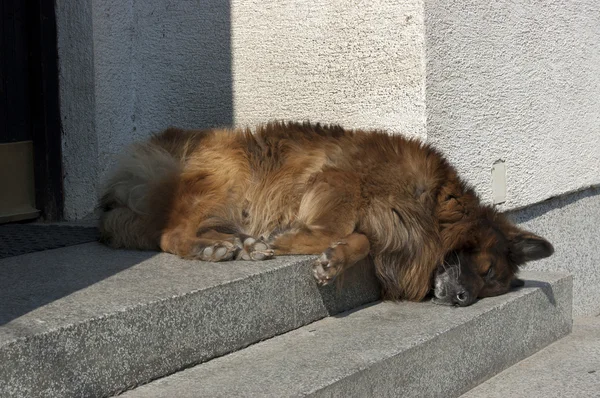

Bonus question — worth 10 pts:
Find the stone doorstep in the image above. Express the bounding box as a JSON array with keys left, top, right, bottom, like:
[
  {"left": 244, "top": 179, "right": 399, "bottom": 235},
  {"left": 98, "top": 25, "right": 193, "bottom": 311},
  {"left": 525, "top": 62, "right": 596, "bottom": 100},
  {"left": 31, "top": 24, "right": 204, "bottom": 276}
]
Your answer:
[
  {"left": 121, "top": 271, "right": 572, "bottom": 398},
  {"left": 0, "top": 243, "right": 380, "bottom": 398}
]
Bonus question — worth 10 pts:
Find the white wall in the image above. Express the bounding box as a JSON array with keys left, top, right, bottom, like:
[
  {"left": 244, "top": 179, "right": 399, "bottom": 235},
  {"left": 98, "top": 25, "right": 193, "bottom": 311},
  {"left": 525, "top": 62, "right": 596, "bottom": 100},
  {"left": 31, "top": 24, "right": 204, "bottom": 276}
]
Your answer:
[
  {"left": 56, "top": 0, "right": 426, "bottom": 220},
  {"left": 57, "top": 0, "right": 600, "bottom": 217},
  {"left": 426, "top": 0, "right": 600, "bottom": 210}
]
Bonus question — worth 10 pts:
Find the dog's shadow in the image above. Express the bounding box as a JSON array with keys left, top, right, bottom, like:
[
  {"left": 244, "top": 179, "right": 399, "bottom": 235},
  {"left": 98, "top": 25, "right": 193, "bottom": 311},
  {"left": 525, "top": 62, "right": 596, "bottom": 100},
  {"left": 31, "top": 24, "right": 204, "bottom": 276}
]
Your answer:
[
  {"left": 315, "top": 259, "right": 382, "bottom": 317},
  {"left": 520, "top": 278, "right": 558, "bottom": 307},
  {"left": 313, "top": 265, "right": 561, "bottom": 319}
]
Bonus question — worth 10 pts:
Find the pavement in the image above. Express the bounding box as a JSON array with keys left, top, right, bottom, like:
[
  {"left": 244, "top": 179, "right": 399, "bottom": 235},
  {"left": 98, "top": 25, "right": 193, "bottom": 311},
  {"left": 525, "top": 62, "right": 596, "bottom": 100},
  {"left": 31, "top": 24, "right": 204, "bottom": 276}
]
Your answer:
[{"left": 462, "top": 315, "right": 600, "bottom": 398}]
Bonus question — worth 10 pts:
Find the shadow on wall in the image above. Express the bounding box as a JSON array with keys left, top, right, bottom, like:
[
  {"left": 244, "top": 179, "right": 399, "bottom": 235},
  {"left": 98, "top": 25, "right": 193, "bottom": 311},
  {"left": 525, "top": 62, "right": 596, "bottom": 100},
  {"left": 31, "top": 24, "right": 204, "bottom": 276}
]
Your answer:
[
  {"left": 60, "top": 0, "right": 235, "bottom": 219},
  {"left": 132, "top": 0, "right": 234, "bottom": 135},
  {"left": 506, "top": 185, "right": 600, "bottom": 224},
  {"left": 92, "top": 0, "right": 235, "bottom": 180}
]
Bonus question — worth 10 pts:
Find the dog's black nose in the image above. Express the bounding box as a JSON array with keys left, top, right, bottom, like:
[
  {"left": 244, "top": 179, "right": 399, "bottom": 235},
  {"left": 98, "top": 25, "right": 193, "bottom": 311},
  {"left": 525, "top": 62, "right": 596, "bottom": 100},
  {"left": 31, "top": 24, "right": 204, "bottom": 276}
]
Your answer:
[{"left": 454, "top": 291, "right": 470, "bottom": 306}]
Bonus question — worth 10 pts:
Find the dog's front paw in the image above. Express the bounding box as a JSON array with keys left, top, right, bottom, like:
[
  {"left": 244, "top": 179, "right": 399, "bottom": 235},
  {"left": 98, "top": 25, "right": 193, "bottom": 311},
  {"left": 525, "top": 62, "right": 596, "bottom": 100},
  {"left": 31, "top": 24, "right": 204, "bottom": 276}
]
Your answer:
[
  {"left": 312, "top": 248, "right": 342, "bottom": 286},
  {"left": 189, "top": 241, "right": 238, "bottom": 262},
  {"left": 236, "top": 237, "right": 275, "bottom": 261}
]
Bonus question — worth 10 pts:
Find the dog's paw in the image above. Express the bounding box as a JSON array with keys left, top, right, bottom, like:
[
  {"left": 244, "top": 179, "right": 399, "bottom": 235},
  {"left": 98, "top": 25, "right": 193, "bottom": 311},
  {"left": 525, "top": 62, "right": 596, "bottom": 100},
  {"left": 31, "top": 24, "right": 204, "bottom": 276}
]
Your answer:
[
  {"left": 236, "top": 237, "right": 275, "bottom": 261},
  {"left": 191, "top": 241, "right": 238, "bottom": 262},
  {"left": 312, "top": 247, "right": 342, "bottom": 286}
]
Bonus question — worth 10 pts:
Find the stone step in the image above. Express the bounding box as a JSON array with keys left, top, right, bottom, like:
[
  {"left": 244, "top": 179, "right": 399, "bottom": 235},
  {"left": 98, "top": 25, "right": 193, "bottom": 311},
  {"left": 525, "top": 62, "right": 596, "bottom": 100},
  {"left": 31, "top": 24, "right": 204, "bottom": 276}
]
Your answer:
[
  {"left": 121, "top": 271, "right": 572, "bottom": 398},
  {"left": 0, "top": 243, "right": 379, "bottom": 398}
]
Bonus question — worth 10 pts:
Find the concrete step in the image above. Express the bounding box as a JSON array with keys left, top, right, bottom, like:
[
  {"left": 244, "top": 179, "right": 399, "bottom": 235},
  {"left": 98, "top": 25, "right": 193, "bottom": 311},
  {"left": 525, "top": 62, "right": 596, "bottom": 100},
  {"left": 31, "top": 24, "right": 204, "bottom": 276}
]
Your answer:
[
  {"left": 0, "top": 243, "right": 379, "bottom": 398},
  {"left": 461, "top": 315, "right": 599, "bottom": 398},
  {"left": 122, "top": 271, "right": 572, "bottom": 398}
]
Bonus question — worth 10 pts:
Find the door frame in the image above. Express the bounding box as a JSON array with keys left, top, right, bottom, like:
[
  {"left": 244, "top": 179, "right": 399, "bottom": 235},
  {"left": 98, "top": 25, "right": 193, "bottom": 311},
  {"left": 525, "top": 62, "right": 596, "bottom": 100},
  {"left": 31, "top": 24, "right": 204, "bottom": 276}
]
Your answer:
[{"left": 28, "top": 0, "right": 63, "bottom": 221}]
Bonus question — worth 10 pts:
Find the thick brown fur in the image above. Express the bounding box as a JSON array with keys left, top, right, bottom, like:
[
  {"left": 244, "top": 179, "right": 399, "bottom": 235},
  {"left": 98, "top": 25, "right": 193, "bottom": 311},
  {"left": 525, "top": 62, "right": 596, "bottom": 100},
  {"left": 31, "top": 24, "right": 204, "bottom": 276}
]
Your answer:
[{"left": 99, "top": 121, "right": 553, "bottom": 303}]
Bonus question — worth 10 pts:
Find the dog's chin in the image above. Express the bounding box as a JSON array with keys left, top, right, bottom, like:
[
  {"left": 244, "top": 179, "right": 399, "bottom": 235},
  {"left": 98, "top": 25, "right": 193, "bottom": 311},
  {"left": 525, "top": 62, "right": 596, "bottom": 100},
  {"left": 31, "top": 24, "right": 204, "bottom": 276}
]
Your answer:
[
  {"left": 431, "top": 273, "right": 453, "bottom": 306},
  {"left": 431, "top": 271, "right": 478, "bottom": 306},
  {"left": 431, "top": 296, "right": 454, "bottom": 306}
]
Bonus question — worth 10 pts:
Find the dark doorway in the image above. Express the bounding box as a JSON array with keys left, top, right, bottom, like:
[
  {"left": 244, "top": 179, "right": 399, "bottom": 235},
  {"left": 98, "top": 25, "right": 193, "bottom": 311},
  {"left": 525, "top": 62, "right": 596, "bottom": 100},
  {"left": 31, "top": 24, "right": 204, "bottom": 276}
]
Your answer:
[{"left": 1, "top": 0, "right": 63, "bottom": 222}]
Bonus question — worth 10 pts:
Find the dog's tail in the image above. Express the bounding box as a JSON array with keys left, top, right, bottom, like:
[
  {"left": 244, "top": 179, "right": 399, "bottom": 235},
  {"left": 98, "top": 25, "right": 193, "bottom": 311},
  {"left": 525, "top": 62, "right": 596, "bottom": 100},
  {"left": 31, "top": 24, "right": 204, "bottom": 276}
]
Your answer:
[{"left": 98, "top": 141, "right": 180, "bottom": 250}]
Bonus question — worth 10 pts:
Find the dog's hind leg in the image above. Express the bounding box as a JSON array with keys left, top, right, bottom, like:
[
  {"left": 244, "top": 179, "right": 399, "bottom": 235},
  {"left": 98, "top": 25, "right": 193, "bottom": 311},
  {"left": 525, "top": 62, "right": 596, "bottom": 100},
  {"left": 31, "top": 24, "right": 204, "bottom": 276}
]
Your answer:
[
  {"left": 269, "top": 170, "right": 369, "bottom": 282},
  {"left": 181, "top": 235, "right": 274, "bottom": 262},
  {"left": 269, "top": 170, "right": 361, "bottom": 253},
  {"left": 196, "top": 226, "right": 274, "bottom": 261}
]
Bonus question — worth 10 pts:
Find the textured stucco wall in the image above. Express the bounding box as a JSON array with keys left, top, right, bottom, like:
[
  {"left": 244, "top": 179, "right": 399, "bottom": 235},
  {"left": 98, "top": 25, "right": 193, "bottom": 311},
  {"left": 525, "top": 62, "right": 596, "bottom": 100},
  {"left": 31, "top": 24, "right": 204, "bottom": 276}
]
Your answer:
[
  {"left": 131, "top": 1, "right": 234, "bottom": 142},
  {"left": 508, "top": 186, "right": 600, "bottom": 317},
  {"left": 426, "top": 0, "right": 600, "bottom": 210},
  {"left": 230, "top": 0, "right": 426, "bottom": 136},
  {"left": 56, "top": 0, "right": 425, "bottom": 219}
]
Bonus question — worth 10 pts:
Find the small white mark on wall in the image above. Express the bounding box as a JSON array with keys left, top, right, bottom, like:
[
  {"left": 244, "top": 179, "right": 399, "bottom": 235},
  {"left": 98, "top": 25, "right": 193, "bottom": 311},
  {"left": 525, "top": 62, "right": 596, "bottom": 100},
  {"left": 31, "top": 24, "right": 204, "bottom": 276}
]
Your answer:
[{"left": 492, "top": 160, "right": 507, "bottom": 205}]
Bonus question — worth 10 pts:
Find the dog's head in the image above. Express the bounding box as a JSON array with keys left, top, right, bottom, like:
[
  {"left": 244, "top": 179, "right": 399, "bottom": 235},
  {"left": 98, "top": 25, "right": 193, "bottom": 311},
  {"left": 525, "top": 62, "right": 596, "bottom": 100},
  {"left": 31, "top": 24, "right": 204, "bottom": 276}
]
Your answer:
[{"left": 432, "top": 209, "right": 554, "bottom": 307}]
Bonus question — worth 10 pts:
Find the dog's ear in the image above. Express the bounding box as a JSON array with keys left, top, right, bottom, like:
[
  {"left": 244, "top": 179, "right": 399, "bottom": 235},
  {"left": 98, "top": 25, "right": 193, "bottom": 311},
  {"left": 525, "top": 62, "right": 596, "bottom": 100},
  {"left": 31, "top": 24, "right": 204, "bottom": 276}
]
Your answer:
[{"left": 509, "top": 231, "right": 554, "bottom": 264}]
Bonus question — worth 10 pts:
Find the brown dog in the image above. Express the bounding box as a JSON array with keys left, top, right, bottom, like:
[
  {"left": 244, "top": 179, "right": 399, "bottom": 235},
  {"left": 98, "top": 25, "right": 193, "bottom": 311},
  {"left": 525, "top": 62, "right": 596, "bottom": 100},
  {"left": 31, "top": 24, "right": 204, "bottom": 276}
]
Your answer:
[{"left": 99, "top": 122, "right": 553, "bottom": 306}]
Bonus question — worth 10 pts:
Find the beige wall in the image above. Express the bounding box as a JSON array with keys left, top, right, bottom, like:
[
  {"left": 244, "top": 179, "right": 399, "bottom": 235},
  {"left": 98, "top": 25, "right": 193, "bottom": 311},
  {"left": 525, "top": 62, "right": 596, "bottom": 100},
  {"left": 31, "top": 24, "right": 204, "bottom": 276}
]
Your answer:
[{"left": 231, "top": 0, "right": 426, "bottom": 138}]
